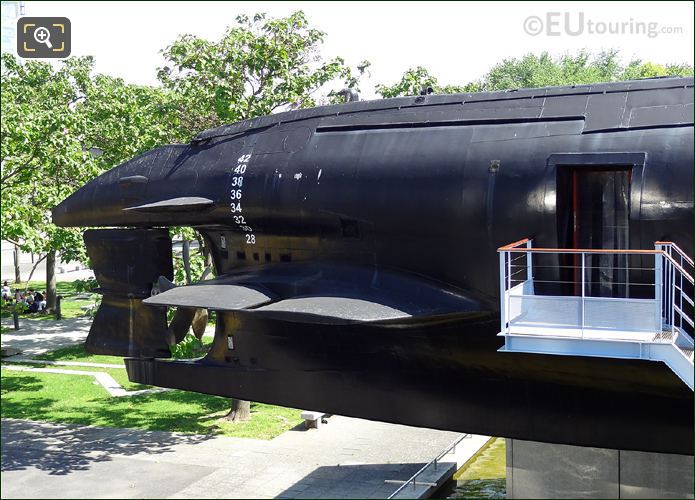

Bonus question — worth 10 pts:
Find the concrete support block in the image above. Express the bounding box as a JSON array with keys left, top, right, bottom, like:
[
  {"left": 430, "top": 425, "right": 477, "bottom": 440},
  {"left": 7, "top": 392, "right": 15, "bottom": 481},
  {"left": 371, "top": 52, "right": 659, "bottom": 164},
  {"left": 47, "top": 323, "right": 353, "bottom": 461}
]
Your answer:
[
  {"left": 506, "top": 439, "right": 693, "bottom": 499},
  {"left": 620, "top": 449, "right": 694, "bottom": 499}
]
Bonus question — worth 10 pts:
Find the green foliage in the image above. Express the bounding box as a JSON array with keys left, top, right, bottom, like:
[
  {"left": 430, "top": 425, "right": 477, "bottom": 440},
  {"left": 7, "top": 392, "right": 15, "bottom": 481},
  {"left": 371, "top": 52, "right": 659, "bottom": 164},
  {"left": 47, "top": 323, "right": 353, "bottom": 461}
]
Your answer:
[
  {"left": 158, "top": 11, "right": 366, "bottom": 139},
  {"left": 377, "top": 51, "right": 695, "bottom": 97},
  {"left": 375, "top": 66, "right": 480, "bottom": 98},
  {"left": 375, "top": 66, "right": 438, "bottom": 98},
  {"left": 169, "top": 332, "right": 208, "bottom": 359},
  {"left": 1, "top": 53, "right": 177, "bottom": 271},
  {"left": 450, "top": 438, "right": 506, "bottom": 498},
  {"left": 1, "top": 369, "right": 302, "bottom": 438},
  {"left": 1, "top": 54, "right": 100, "bottom": 261},
  {"left": 72, "top": 277, "right": 98, "bottom": 294},
  {"left": 170, "top": 227, "right": 207, "bottom": 285}
]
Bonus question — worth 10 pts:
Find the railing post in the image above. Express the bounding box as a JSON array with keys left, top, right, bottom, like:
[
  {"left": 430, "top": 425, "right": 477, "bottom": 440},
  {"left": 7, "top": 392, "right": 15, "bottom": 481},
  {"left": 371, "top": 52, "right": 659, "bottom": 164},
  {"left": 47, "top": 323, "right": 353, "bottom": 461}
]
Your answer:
[
  {"left": 654, "top": 252, "right": 662, "bottom": 333},
  {"left": 671, "top": 256, "right": 676, "bottom": 340},
  {"left": 507, "top": 250, "right": 512, "bottom": 335},
  {"left": 499, "top": 251, "right": 507, "bottom": 335},
  {"left": 679, "top": 258, "right": 683, "bottom": 332},
  {"left": 526, "top": 240, "right": 533, "bottom": 283},
  {"left": 581, "top": 252, "right": 585, "bottom": 339}
]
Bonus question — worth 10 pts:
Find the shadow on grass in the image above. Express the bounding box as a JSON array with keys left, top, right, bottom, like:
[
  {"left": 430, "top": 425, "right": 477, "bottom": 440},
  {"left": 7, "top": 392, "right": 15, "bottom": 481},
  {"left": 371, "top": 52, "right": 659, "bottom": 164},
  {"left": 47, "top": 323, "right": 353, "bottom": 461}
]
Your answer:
[
  {"left": 0, "top": 319, "right": 91, "bottom": 356},
  {"left": 35, "top": 344, "right": 92, "bottom": 361},
  {"left": 2, "top": 374, "right": 216, "bottom": 475},
  {"left": 1, "top": 375, "right": 229, "bottom": 435},
  {"left": 1, "top": 418, "right": 212, "bottom": 476},
  {"left": 79, "top": 391, "right": 232, "bottom": 433},
  {"left": 1, "top": 373, "right": 46, "bottom": 396}
]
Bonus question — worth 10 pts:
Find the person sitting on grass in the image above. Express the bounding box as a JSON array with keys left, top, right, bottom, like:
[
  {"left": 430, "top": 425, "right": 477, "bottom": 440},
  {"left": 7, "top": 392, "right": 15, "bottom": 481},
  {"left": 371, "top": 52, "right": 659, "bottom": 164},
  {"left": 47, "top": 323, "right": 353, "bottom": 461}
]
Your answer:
[
  {"left": 1, "top": 281, "right": 10, "bottom": 300},
  {"left": 28, "top": 289, "right": 47, "bottom": 313},
  {"left": 25, "top": 291, "right": 37, "bottom": 312}
]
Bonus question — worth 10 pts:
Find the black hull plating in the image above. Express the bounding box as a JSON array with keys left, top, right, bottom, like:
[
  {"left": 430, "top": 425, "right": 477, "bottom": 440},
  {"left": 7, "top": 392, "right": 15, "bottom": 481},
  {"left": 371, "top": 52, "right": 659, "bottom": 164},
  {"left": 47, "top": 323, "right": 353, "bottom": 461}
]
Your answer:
[
  {"left": 127, "top": 312, "right": 693, "bottom": 455},
  {"left": 55, "top": 78, "right": 695, "bottom": 454}
]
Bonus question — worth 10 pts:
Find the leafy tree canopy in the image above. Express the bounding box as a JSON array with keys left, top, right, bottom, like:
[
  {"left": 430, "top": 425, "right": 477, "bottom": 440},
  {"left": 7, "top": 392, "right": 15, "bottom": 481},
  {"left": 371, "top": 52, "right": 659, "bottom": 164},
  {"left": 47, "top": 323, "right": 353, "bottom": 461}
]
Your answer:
[
  {"left": 158, "top": 11, "right": 368, "bottom": 140},
  {"left": 376, "top": 50, "right": 694, "bottom": 98}
]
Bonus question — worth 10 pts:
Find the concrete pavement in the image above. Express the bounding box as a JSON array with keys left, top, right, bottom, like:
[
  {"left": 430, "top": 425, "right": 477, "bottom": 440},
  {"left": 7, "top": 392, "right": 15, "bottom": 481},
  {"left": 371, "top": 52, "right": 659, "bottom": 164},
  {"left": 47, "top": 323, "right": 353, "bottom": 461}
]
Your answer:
[
  {"left": 1, "top": 302, "right": 491, "bottom": 498},
  {"left": 1, "top": 317, "right": 91, "bottom": 356},
  {"left": 1, "top": 418, "right": 488, "bottom": 499}
]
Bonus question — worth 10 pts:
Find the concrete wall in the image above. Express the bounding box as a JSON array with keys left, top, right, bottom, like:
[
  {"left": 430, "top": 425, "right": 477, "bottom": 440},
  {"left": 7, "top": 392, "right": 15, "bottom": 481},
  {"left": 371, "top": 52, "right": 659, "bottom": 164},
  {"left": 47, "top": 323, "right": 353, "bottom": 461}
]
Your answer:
[{"left": 506, "top": 439, "right": 694, "bottom": 499}]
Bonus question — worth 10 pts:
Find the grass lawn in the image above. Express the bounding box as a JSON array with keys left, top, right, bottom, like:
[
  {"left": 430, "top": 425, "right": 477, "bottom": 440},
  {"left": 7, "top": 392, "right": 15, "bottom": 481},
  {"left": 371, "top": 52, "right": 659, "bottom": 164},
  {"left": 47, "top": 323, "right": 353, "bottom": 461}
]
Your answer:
[
  {"left": 2, "top": 280, "right": 98, "bottom": 321},
  {"left": 34, "top": 344, "right": 126, "bottom": 365},
  {"left": 2, "top": 344, "right": 303, "bottom": 439},
  {"left": 448, "top": 437, "right": 506, "bottom": 498}
]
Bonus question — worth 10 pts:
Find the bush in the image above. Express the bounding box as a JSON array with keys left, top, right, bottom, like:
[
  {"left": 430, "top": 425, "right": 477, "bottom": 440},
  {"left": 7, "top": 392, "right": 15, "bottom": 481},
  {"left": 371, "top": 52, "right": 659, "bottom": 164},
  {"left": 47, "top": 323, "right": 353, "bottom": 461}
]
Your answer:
[{"left": 169, "top": 333, "right": 208, "bottom": 359}]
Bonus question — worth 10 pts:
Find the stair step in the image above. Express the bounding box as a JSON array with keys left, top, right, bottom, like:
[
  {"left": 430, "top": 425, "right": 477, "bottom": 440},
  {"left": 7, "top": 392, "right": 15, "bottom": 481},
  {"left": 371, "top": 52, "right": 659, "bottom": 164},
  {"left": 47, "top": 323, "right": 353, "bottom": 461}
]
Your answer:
[
  {"left": 678, "top": 347, "right": 694, "bottom": 361},
  {"left": 653, "top": 330, "right": 676, "bottom": 342}
]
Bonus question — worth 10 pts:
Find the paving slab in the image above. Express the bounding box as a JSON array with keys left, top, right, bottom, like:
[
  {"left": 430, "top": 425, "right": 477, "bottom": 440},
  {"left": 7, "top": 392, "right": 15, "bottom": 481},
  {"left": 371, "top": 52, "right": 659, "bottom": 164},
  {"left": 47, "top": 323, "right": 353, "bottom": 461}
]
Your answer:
[
  {"left": 1, "top": 417, "right": 488, "bottom": 499},
  {"left": 1, "top": 317, "right": 91, "bottom": 356}
]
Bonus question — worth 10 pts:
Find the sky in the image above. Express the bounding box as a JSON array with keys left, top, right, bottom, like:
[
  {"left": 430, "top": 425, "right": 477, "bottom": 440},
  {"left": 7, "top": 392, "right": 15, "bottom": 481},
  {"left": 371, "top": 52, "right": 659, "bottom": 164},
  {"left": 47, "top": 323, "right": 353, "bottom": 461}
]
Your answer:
[{"left": 17, "top": 1, "right": 695, "bottom": 99}]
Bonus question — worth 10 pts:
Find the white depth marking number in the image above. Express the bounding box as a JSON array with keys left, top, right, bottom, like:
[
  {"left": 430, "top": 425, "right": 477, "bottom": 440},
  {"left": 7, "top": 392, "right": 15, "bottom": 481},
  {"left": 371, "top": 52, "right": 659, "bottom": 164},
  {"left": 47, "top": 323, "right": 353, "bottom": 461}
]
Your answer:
[{"left": 230, "top": 154, "right": 256, "bottom": 244}]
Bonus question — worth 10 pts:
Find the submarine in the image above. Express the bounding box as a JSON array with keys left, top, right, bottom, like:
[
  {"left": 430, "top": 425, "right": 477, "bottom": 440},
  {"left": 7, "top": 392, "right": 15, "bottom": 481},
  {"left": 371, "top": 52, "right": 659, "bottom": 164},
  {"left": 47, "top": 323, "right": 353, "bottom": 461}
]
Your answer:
[{"left": 53, "top": 77, "right": 694, "bottom": 455}]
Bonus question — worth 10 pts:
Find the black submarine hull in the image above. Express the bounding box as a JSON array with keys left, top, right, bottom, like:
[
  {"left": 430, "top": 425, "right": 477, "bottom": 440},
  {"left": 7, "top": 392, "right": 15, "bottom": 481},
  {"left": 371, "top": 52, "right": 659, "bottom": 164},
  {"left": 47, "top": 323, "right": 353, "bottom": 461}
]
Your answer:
[
  {"left": 126, "top": 310, "right": 692, "bottom": 455},
  {"left": 54, "top": 77, "right": 694, "bottom": 454}
]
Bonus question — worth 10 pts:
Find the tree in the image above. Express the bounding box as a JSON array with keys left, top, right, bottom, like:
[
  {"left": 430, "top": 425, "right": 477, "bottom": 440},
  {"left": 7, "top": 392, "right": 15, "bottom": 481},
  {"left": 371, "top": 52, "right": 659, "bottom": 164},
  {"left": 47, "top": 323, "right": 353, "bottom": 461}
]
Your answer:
[
  {"left": 157, "top": 11, "right": 367, "bottom": 422},
  {"left": 1, "top": 54, "right": 176, "bottom": 307},
  {"left": 158, "top": 11, "right": 366, "bottom": 141},
  {"left": 376, "top": 51, "right": 694, "bottom": 98},
  {"left": 2, "top": 55, "right": 99, "bottom": 308}
]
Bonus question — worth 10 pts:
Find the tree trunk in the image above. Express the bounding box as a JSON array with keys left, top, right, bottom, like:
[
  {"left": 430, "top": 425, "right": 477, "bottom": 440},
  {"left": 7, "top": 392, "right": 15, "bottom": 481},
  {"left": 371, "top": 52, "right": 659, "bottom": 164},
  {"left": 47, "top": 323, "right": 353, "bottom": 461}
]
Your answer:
[
  {"left": 13, "top": 244, "right": 21, "bottom": 283},
  {"left": 25, "top": 254, "right": 47, "bottom": 288},
  {"left": 224, "top": 399, "right": 251, "bottom": 422},
  {"left": 46, "top": 250, "right": 57, "bottom": 311},
  {"left": 191, "top": 308, "right": 208, "bottom": 340},
  {"left": 182, "top": 240, "right": 192, "bottom": 284}
]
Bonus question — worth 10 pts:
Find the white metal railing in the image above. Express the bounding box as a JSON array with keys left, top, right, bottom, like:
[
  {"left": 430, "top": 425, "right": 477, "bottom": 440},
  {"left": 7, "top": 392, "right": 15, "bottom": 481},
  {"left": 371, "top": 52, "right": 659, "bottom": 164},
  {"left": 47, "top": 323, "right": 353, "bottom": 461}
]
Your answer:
[
  {"left": 498, "top": 239, "right": 694, "bottom": 346},
  {"left": 385, "top": 434, "right": 470, "bottom": 499},
  {"left": 656, "top": 242, "right": 694, "bottom": 342}
]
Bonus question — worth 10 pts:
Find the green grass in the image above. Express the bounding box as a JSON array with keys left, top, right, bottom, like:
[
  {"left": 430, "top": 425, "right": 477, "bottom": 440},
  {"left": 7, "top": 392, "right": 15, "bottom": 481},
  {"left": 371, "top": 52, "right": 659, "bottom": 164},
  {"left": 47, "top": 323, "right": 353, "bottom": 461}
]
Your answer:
[
  {"left": 448, "top": 438, "right": 506, "bottom": 499},
  {"left": 1, "top": 343, "right": 303, "bottom": 439},
  {"left": 2, "top": 361, "right": 148, "bottom": 391},
  {"left": 1, "top": 369, "right": 302, "bottom": 438},
  {"left": 34, "top": 344, "right": 123, "bottom": 365},
  {"left": 26, "top": 281, "right": 81, "bottom": 294},
  {"left": 2, "top": 280, "right": 98, "bottom": 321}
]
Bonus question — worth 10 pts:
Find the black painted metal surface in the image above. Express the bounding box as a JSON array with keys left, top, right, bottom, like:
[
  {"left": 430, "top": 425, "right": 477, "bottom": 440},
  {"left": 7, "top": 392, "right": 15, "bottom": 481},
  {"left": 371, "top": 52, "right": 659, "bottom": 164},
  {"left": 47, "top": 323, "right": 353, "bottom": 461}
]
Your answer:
[{"left": 54, "top": 77, "right": 694, "bottom": 454}]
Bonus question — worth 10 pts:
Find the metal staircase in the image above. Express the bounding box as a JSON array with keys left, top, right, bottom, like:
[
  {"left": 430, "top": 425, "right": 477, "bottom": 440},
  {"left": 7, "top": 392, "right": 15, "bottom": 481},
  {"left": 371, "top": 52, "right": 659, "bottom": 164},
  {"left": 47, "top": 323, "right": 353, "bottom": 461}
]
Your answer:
[{"left": 498, "top": 239, "right": 694, "bottom": 390}]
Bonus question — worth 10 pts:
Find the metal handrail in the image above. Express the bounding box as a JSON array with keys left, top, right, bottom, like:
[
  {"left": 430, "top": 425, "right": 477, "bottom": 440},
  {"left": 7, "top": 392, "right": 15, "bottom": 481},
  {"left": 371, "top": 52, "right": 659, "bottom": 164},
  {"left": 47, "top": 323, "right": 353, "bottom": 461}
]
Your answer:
[
  {"left": 499, "top": 239, "right": 693, "bottom": 342},
  {"left": 386, "top": 434, "right": 470, "bottom": 499},
  {"left": 500, "top": 246, "right": 664, "bottom": 255},
  {"left": 656, "top": 243, "right": 694, "bottom": 342},
  {"left": 661, "top": 251, "right": 694, "bottom": 285},
  {"left": 656, "top": 241, "right": 695, "bottom": 267}
]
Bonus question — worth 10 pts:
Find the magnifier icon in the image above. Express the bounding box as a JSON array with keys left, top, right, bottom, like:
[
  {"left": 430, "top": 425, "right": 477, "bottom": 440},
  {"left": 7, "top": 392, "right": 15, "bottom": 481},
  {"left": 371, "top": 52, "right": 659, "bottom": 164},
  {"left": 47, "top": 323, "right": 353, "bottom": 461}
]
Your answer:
[{"left": 34, "top": 27, "right": 53, "bottom": 49}]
